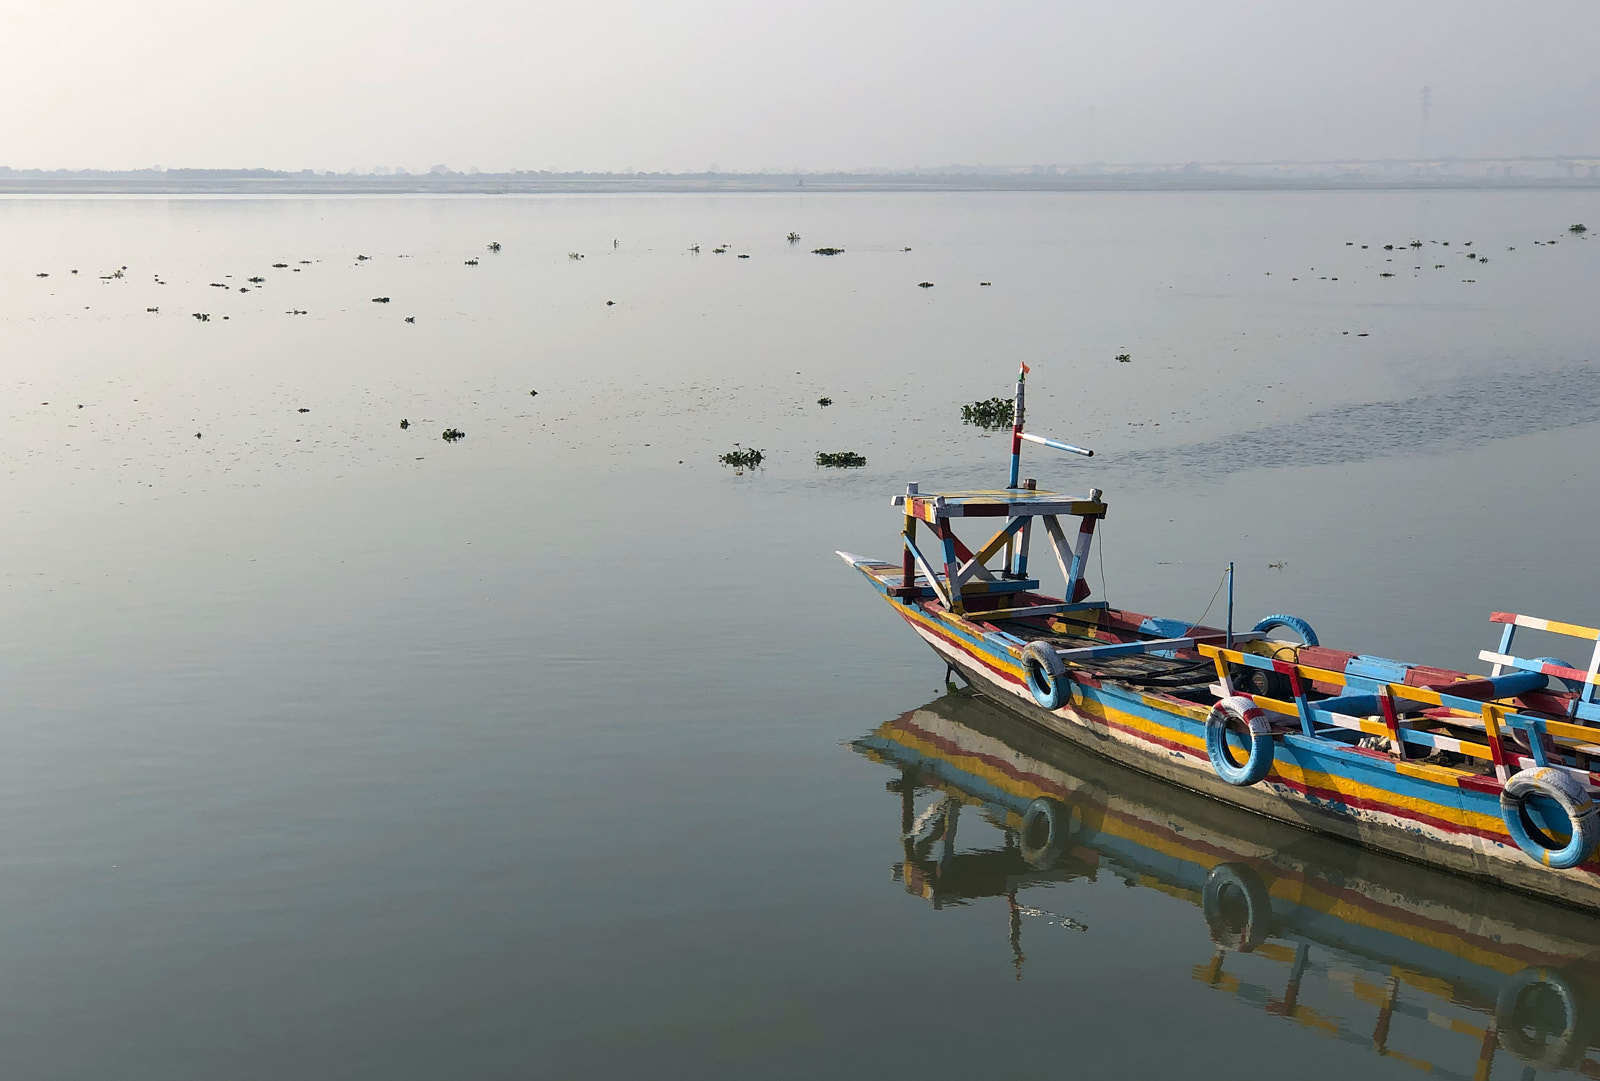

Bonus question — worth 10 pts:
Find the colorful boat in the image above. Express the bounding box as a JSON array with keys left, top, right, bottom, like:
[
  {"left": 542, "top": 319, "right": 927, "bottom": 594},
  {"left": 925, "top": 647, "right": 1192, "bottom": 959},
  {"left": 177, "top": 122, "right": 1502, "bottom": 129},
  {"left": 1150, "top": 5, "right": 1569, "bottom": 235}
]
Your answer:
[
  {"left": 840, "top": 364, "right": 1600, "bottom": 908},
  {"left": 853, "top": 690, "right": 1600, "bottom": 1077}
]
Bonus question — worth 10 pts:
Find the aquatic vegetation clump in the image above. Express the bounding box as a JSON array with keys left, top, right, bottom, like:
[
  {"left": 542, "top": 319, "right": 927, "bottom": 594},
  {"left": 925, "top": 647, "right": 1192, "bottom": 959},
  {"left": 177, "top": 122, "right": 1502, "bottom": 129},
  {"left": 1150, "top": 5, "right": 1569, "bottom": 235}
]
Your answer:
[
  {"left": 961, "top": 397, "right": 1015, "bottom": 430},
  {"left": 811, "top": 247, "right": 844, "bottom": 256},
  {"left": 1570, "top": 223, "right": 1588, "bottom": 234},
  {"left": 488, "top": 241, "right": 502, "bottom": 252},
  {"left": 718, "top": 445, "right": 764, "bottom": 468},
  {"left": 787, "top": 232, "right": 801, "bottom": 242},
  {"left": 442, "top": 427, "right": 466, "bottom": 442},
  {"left": 817, "top": 396, "right": 833, "bottom": 407},
  {"left": 1115, "top": 353, "right": 1131, "bottom": 363},
  {"left": 816, "top": 451, "right": 866, "bottom": 468}
]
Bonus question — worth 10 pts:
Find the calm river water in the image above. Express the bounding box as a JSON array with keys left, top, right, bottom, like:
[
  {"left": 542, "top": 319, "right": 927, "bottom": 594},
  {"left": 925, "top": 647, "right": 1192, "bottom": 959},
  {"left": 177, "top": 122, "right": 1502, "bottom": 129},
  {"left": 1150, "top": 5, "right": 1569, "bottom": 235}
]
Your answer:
[{"left": 4, "top": 190, "right": 1600, "bottom": 1078}]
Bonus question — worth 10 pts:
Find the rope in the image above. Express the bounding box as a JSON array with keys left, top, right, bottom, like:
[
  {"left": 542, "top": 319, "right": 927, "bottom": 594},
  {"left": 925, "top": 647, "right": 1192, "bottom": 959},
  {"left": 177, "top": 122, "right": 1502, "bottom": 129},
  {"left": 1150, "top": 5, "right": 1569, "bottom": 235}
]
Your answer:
[
  {"left": 1184, "top": 567, "right": 1231, "bottom": 635},
  {"left": 1097, "top": 520, "right": 1110, "bottom": 607}
]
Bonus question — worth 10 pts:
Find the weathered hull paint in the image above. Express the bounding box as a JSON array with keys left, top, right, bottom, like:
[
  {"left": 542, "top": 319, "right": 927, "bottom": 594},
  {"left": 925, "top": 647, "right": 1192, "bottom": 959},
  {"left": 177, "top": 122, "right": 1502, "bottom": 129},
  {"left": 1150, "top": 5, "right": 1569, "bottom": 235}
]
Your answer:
[{"left": 874, "top": 587, "right": 1600, "bottom": 909}]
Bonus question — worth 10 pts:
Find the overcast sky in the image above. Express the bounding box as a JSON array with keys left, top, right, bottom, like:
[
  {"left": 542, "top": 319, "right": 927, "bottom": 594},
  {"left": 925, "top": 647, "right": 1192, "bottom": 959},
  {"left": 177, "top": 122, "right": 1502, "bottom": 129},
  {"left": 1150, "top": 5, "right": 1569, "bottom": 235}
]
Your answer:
[{"left": 3, "top": 0, "right": 1597, "bottom": 172}]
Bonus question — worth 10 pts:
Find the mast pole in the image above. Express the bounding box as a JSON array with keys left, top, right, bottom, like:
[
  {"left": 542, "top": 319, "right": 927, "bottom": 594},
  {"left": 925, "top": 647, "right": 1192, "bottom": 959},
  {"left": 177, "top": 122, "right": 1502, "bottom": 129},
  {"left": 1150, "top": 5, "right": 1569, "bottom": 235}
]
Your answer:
[{"left": 1008, "top": 363, "right": 1028, "bottom": 489}]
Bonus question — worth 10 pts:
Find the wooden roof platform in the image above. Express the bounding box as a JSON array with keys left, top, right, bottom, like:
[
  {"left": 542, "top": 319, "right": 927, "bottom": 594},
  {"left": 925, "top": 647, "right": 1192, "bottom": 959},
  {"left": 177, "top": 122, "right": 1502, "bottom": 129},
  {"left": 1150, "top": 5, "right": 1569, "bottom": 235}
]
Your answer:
[{"left": 892, "top": 487, "right": 1108, "bottom": 522}]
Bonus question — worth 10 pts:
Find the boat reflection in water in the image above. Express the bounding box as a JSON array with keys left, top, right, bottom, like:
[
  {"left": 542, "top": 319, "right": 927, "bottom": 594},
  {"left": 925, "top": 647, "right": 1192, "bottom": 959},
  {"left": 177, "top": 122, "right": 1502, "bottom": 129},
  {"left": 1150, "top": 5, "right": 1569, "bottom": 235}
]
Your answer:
[{"left": 853, "top": 689, "right": 1600, "bottom": 1079}]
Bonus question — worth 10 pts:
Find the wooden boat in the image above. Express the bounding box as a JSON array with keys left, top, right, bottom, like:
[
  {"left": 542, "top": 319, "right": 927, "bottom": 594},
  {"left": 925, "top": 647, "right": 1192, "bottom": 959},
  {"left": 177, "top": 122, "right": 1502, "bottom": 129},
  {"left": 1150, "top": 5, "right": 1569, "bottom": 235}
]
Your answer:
[
  {"left": 853, "top": 690, "right": 1600, "bottom": 1076},
  {"left": 840, "top": 363, "right": 1600, "bottom": 908}
]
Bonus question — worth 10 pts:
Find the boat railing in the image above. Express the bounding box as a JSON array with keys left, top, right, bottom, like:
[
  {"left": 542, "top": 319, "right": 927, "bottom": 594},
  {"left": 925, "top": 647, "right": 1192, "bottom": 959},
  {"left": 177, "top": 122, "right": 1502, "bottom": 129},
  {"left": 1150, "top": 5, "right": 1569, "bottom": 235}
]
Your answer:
[
  {"left": 1481, "top": 610, "right": 1600, "bottom": 723},
  {"left": 1198, "top": 631, "right": 1600, "bottom": 787}
]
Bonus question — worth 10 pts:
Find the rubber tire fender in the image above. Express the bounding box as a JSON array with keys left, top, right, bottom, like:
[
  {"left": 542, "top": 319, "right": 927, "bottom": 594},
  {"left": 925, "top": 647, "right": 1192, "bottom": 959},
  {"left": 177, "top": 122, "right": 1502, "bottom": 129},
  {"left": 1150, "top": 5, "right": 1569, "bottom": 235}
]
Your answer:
[
  {"left": 1206, "top": 696, "right": 1275, "bottom": 786},
  {"left": 1252, "top": 613, "right": 1319, "bottom": 647},
  {"left": 1500, "top": 767, "right": 1600, "bottom": 870},
  {"left": 1202, "top": 862, "right": 1273, "bottom": 953},
  {"left": 1495, "top": 966, "right": 1586, "bottom": 1071},
  {"left": 1022, "top": 640, "right": 1069, "bottom": 710}
]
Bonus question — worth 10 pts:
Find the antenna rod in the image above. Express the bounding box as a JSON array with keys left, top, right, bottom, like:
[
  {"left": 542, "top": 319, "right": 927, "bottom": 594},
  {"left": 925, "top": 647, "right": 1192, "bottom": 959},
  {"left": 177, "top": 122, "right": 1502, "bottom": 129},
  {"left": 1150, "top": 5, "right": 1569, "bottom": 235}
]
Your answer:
[
  {"left": 1227, "top": 562, "right": 1235, "bottom": 647},
  {"left": 1019, "top": 432, "right": 1094, "bottom": 457}
]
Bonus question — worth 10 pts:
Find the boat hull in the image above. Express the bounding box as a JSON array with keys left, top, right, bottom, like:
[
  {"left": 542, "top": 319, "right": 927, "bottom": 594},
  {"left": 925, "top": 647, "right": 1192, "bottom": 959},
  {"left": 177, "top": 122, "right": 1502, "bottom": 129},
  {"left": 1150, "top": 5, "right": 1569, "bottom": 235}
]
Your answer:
[{"left": 887, "top": 597, "right": 1600, "bottom": 909}]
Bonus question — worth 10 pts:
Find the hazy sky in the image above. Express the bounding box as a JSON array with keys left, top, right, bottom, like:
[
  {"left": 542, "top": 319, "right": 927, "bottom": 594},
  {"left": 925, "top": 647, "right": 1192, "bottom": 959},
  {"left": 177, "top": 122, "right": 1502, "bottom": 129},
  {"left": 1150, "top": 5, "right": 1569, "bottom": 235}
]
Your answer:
[{"left": 4, "top": 0, "right": 1597, "bottom": 171}]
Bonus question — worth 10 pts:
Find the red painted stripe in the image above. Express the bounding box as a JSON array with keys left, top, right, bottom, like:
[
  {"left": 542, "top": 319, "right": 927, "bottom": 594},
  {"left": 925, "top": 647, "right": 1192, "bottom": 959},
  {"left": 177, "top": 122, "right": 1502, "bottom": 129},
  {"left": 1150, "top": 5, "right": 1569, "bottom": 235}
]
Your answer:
[{"left": 899, "top": 602, "right": 1592, "bottom": 859}]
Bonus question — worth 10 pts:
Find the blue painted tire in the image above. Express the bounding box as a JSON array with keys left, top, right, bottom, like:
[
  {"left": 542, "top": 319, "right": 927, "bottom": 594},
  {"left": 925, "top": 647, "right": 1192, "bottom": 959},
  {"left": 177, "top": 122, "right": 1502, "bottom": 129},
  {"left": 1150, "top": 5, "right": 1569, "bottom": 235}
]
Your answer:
[
  {"left": 1206, "top": 696, "right": 1275, "bottom": 786},
  {"left": 1500, "top": 767, "right": 1599, "bottom": 869},
  {"left": 1252, "top": 614, "right": 1319, "bottom": 647},
  {"left": 1496, "top": 967, "right": 1584, "bottom": 1070},
  {"left": 1022, "top": 641, "right": 1069, "bottom": 710},
  {"left": 1202, "top": 862, "right": 1272, "bottom": 952}
]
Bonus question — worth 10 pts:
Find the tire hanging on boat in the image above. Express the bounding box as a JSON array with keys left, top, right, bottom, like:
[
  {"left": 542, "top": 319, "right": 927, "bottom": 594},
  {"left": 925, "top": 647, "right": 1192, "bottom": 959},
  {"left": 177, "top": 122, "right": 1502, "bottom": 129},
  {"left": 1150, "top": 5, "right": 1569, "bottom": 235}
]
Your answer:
[
  {"left": 1205, "top": 696, "right": 1275, "bottom": 786},
  {"left": 1495, "top": 966, "right": 1586, "bottom": 1070},
  {"left": 1201, "top": 862, "right": 1273, "bottom": 952},
  {"left": 1499, "top": 767, "right": 1600, "bottom": 870},
  {"left": 1251, "top": 613, "right": 1319, "bottom": 647},
  {"left": 1021, "top": 640, "right": 1069, "bottom": 710}
]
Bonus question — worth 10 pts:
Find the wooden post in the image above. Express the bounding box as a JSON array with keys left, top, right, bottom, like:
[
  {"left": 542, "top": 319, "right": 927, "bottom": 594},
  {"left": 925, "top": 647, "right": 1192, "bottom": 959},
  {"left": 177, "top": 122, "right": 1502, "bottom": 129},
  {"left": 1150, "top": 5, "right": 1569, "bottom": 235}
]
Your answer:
[
  {"left": 1014, "top": 477, "right": 1037, "bottom": 577},
  {"left": 1008, "top": 364, "right": 1027, "bottom": 489},
  {"left": 1379, "top": 686, "right": 1405, "bottom": 758},
  {"left": 1212, "top": 652, "right": 1235, "bottom": 698},
  {"left": 937, "top": 520, "right": 964, "bottom": 615},
  {"left": 1064, "top": 492, "right": 1102, "bottom": 601},
  {"left": 1289, "top": 667, "right": 1316, "bottom": 738},
  {"left": 1481, "top": 704, "right": 1510, "bottom": 782},
  {"left": 901, "top": 482, "right": 918, "bottom": 599}
]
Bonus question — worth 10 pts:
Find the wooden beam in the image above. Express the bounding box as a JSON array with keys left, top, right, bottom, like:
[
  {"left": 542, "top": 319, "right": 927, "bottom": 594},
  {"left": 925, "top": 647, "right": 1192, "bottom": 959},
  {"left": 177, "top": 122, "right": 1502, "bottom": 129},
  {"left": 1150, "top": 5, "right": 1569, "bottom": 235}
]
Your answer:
[{"left": 903, "top": 535, "right": 951, "bottom": 609}]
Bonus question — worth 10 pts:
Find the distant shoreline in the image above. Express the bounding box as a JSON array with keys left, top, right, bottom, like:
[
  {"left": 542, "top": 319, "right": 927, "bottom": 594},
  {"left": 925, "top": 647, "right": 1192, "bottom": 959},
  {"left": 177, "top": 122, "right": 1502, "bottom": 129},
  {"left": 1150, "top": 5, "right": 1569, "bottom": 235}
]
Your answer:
[{"left": 3, "top": 168, "right": 1599, "bottom": 197}]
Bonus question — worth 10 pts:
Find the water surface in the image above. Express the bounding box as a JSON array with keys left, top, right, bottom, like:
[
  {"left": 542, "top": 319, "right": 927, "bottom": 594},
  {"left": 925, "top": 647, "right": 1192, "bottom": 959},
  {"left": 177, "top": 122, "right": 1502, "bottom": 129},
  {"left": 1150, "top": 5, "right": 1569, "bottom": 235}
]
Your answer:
[{"left": 3, "top": 190, "right": 1599, "bottom": 1078}]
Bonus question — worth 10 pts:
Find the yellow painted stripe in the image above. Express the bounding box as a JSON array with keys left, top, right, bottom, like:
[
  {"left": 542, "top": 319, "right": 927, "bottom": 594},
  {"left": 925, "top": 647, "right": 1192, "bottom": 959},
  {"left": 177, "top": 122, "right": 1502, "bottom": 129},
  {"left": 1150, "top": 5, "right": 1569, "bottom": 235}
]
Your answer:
[
  {"left": 886, "top": 596, "right": 1505, "bottom": 834},
  {"left": 1511, "top": 613, "right": 1600, "bottom": 641}
]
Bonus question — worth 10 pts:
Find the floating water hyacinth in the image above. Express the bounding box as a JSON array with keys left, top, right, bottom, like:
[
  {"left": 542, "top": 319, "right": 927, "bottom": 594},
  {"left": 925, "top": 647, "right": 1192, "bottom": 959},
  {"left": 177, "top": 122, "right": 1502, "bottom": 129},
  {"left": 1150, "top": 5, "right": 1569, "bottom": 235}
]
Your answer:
[
  {"left": 718, "top": 444, "right": 764, "bottom": 468},
  {"left": 816, "top": 451, "right": 866, "bottom": 468},
  {"left": 961, "top": 397, "right": 1014, "bottom": 431}
]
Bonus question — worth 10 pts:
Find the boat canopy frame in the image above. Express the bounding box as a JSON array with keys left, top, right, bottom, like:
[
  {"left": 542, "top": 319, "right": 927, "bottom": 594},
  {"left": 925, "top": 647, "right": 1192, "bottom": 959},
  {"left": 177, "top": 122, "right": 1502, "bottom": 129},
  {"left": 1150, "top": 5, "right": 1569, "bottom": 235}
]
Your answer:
[{"left": 889, "top": 362, "right": 1106, "bottom": 617}]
